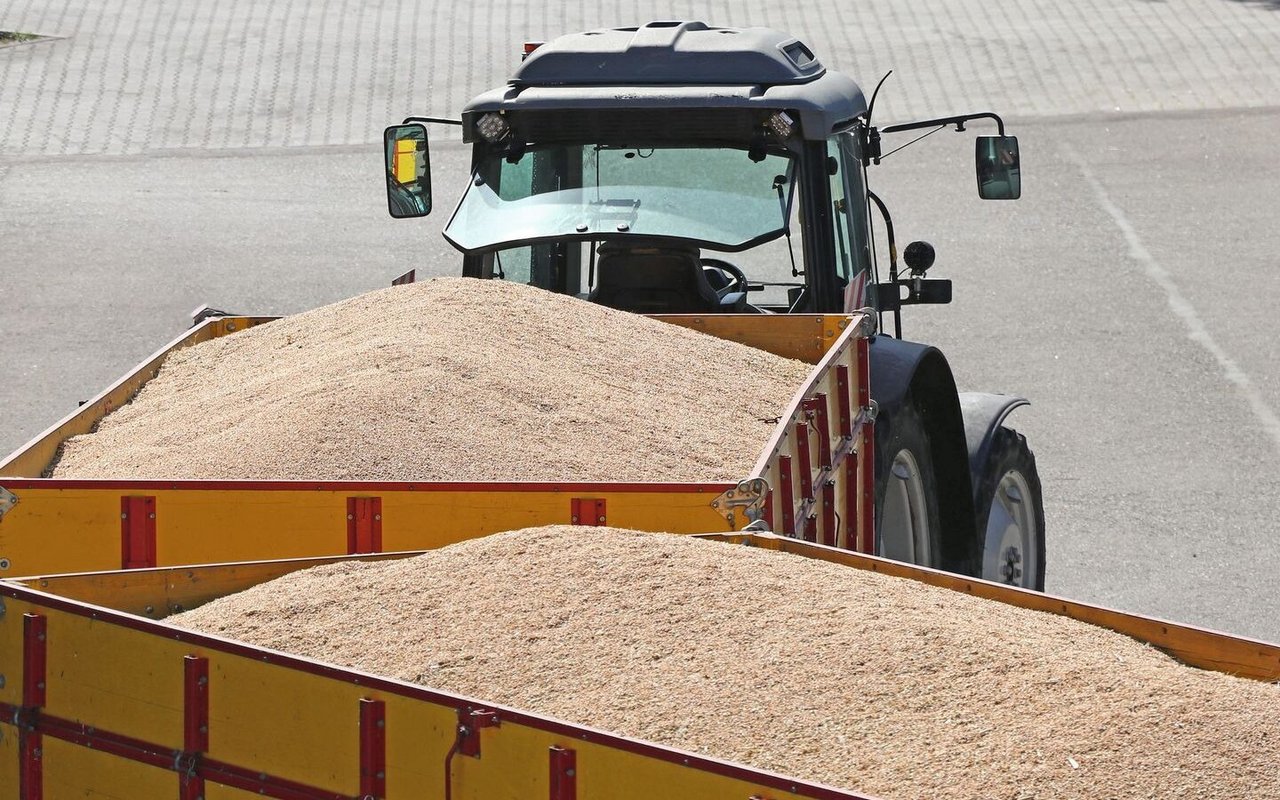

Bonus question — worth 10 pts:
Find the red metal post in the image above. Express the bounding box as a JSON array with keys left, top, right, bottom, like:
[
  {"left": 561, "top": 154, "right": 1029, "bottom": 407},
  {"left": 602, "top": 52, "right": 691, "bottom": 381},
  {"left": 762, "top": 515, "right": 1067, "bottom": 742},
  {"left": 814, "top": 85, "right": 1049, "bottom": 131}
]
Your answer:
[
  {"left": 23, "top": 614, "right": 46, "bottom": 708},
  {"left": 347, "top": 497, "right": 383, "bottom": 554},
  {"left": 821, "top": 480, "right": 836, "bottom": 547},
  {"left": 120, "top": 496, "right": 157, "bottom": 569},
  {"left": 844, "top": 456, "right": 859, "bottom": 552},
  {"left": 183, "top": 656, "right": 210, "bottom": 753},
  {"left": 549, "top": 746, "right": 577, "bottom": 800},
  {"left": 803, "top": 394, "right": 832, "bottom": 468},
  {"left": 794, "top": 421, "right": 813, "bottom": 501},
  {"left": 835, "top": 365, "right": 853, "bottom": 440},
  {"left": 860, "top": 424, "right": 876, "bottom": 553},
  {"left": 778, "top": 455, "right": 795, "bottom": 536},
  {"left": 19, "top": 731, "right": 41, "bottom": 800},
  {"left": 856, "top": 335, "right": 875, "bottom": 553},
  {"left": 181, "top": 655, "right": 209, "bottom": 800},
  {"left": 570, "top": 498, "right": 606, "bottom": 526},
  {"left": 20, "top": 613, "right": 47, "bottom": 800},
  {"left": 360, "top": 698, "right": 387, "bottom": 798}
]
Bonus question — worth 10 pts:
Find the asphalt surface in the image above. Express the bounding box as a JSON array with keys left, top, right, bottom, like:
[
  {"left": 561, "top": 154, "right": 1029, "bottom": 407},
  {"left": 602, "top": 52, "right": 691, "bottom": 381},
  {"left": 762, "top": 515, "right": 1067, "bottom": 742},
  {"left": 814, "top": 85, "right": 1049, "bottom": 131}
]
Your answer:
[{"left": 3, "top": 1, "right": 1280, "bottom": 641}]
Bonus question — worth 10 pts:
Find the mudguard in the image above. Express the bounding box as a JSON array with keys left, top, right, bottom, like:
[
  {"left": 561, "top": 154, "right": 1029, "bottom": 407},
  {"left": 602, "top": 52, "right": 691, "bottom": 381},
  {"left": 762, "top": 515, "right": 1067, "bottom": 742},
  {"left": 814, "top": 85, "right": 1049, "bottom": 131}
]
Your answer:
[
  {"left": 958, "top": 392, "right": 1030, "bottom": 506},
  {"left": 867, "top": 335, "right": 978, "bottom": 573}
]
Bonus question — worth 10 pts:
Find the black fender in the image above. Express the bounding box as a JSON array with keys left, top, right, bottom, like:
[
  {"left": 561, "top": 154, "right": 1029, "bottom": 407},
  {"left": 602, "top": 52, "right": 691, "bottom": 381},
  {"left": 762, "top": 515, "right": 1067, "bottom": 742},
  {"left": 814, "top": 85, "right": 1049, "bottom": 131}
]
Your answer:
[
  {"left": 867, "top": 335, "right": 978, "bottom": 574},
  {"left": 958, "top": 392, "right": 1030, "bottom": 508}
]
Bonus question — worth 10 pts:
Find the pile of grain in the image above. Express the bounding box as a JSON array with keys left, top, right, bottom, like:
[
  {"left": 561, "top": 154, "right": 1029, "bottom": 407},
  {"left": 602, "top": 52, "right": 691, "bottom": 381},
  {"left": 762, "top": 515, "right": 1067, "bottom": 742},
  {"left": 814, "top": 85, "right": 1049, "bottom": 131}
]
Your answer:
[
  {"left": 50, "top": 278, "right": 812, "bottom": 481},
  {"left": 172, "top": 526, "right": 1279, "bottom": 800}
]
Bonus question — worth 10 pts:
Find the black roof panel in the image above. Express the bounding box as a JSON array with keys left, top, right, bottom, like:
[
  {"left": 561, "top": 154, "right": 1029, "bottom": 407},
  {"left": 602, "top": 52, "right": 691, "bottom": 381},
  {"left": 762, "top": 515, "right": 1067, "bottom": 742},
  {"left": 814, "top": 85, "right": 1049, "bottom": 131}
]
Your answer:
[
  {"left": 462, "top": 22, "right": 867, "bottom": 141},
  {"left": 513, "top": 21, "right": 825, "bottom": 87}
]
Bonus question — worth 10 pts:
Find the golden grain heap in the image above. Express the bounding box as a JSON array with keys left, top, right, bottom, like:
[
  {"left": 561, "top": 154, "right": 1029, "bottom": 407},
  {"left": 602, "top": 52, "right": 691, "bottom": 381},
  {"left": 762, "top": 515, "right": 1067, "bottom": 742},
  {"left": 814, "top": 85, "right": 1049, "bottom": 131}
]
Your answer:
[
  {"left": 50, "top": 278, "right": 812, "bottom": 481},
  {"left": 173, "top": 526, "right": 1280, "bottom": 800}
]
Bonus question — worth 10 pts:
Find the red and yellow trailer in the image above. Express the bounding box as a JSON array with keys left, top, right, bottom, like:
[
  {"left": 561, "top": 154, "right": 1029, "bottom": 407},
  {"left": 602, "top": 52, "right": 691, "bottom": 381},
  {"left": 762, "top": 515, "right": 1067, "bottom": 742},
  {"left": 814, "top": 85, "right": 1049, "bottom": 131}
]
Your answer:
[
  {"left": 2, "top": 532, "right": 1278, "bottom": 799},
  {"left": 3, "top": 312, "right": 1279, "bottom": 796},
  {"left": 0, "top": 312, "right": 874, "bottom": 578}
]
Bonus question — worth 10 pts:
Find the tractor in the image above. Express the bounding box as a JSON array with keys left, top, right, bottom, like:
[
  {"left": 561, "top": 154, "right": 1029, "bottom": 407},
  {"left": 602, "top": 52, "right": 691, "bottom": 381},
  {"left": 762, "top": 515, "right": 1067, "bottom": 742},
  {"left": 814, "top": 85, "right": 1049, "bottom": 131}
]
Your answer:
[{"left": 382, "top": 20, "right": 1044, "bottom": 589}]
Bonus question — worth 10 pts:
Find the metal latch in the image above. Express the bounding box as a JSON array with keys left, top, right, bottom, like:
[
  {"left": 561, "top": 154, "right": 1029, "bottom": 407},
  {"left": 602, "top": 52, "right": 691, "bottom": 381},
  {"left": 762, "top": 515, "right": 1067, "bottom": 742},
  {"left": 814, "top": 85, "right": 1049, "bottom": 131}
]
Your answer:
[
  {"left": 711, "top": 477, "right": 770, "bottom": 530},
  {"left": 0, "top": 486, "right": 17, "bottom": 520}
]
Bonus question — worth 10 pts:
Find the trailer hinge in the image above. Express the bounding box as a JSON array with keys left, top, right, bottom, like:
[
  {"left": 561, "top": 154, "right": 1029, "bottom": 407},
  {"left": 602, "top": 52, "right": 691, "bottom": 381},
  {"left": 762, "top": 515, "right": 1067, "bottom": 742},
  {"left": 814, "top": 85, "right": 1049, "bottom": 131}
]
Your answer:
[
  {"left": 0, "top": 486, "right": 17, "bottom": 520},
  {"left": 711, "top": 477, "right": 770, "bottom": 530}
]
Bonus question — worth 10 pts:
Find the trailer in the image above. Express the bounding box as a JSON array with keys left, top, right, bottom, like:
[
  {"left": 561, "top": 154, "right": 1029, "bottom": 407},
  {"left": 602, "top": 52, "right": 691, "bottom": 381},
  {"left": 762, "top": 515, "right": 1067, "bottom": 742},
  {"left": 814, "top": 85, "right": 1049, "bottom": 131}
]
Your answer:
[
  {"left": 0, "top": 308, "right": 874, "bottom": 581},
  {"left": 382, "top": 20, "right": 1045, "bottom": 589},
  {"left": 2, "top": 532, "right": 1277, "bottom": 799}
]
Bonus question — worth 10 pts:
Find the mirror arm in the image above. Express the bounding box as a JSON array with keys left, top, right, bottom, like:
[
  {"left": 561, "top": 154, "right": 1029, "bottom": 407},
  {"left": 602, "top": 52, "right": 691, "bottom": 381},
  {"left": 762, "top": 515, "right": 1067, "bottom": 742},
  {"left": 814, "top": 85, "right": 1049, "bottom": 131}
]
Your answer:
[
  {"left": 402, "top": 116, "right": 464, "bottom": 127},
  {"left": 882, "top": 111, "right": 1005, "bottom": 137}
]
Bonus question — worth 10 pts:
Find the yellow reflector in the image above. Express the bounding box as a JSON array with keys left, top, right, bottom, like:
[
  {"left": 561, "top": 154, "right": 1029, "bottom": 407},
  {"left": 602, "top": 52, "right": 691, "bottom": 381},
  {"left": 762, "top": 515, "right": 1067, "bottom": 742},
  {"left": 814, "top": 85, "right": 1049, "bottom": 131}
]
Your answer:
[{"left": 394, "top": 140, "right": 417, "bottom": 184}]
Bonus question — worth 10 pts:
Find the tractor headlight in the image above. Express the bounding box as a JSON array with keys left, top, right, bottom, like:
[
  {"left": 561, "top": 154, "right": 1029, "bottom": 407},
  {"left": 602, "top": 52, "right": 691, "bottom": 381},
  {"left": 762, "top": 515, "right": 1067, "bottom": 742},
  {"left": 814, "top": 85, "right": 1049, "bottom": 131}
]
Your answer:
[
  {"left": 476, "top": 112, "right": 511, "bottom": 143},
  {"left": 765, "top": 111, "right": 795, "bottom": 141}
]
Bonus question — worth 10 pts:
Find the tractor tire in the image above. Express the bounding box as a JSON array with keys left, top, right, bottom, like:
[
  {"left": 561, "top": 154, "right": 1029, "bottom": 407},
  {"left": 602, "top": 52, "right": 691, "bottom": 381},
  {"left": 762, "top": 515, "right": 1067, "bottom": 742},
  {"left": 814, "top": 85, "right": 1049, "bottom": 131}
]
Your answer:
[
  {"left": 874, "top": 397, "right": 942, "bottom": 568},
  {"left": 974, "top": 426, "right": 1046, "bottom": 591}
]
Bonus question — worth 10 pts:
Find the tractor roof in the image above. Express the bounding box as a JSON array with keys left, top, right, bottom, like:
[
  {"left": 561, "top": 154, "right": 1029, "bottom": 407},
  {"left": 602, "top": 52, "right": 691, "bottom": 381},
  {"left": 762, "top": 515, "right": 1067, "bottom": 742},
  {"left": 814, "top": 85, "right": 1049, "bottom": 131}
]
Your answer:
[{"left": 461, "top": 21, "right": 867, "bottom": 142}]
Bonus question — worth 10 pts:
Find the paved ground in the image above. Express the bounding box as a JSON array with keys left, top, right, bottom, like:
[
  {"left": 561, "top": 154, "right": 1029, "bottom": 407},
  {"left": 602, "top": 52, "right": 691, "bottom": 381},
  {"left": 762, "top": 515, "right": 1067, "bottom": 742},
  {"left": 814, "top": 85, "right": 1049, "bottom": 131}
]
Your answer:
[
  {"left": 3, "top": 1, "right": 1280, "bottom": 640},
  {"left": 3, "top": 0, "right": 1280, "bottom": 157}
]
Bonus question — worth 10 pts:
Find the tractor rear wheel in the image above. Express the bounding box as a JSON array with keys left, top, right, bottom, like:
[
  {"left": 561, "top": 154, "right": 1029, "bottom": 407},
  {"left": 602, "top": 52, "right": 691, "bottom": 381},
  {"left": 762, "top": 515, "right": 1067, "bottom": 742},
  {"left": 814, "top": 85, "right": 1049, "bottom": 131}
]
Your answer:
[
  {"left": 874, "top": 399, "right": 942, "bottom": 568},
  {"left": 975, "top": 427, "right": 1046, "bottom": 591}
]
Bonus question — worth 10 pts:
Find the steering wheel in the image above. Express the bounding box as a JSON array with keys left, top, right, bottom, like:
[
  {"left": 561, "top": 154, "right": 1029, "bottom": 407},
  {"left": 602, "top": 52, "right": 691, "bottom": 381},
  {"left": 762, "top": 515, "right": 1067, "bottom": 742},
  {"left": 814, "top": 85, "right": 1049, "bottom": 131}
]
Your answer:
[{"left": 701, "top": 258, "right": 749, "bottom": 298}]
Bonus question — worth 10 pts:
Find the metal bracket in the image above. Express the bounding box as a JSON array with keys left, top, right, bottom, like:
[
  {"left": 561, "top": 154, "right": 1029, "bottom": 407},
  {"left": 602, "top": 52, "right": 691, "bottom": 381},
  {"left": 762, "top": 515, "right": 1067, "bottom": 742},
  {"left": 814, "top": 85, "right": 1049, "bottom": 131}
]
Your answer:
[
  {"left": 862, "top": 400, "right": 879, "bottom": 423},
  {"left": 0, "top": 486, "right": 17, "bottom": 520},
  {"left": 711, "top": 477, "right": 770, "bottom": 529},
  {"left": 456, "top": 708, "right": 501, "bottom": 758},
  {"left": 853, "top": 307, "right": 878, "bottom": 337},
  {"left": 189, "top": 304, "right": 241, "bottom": 328}
]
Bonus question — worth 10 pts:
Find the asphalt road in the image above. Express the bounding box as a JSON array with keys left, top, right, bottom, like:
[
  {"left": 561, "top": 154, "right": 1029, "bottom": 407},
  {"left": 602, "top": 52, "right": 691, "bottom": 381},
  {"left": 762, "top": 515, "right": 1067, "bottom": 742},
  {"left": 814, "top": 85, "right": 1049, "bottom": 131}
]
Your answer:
[{"left": 873, "top": 108, "right": 1280, "bottom": 642}]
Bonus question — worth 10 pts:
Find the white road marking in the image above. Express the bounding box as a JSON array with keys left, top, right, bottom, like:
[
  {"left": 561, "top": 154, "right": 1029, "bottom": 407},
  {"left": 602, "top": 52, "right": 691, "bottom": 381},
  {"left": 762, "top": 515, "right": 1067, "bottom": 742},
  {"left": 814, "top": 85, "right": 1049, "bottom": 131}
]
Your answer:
[{"left": 1064, "top": 145, "right": 1280, "bottom": 452}]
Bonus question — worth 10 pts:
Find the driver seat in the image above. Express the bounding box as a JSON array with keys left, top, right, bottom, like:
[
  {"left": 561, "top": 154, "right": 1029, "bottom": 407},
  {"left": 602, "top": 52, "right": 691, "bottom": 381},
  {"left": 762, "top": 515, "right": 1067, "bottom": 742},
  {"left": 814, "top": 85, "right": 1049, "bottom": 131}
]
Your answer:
[{"left": 589, "top": 242, "right": 722, "bottom": 314}]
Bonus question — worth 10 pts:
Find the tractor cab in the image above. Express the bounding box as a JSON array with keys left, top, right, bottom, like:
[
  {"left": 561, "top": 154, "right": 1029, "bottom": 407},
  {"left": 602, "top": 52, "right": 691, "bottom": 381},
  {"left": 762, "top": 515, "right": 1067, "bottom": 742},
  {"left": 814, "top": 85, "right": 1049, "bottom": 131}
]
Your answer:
[{"left": 385, "top": 20, "right": 1018, "bottom": 320}]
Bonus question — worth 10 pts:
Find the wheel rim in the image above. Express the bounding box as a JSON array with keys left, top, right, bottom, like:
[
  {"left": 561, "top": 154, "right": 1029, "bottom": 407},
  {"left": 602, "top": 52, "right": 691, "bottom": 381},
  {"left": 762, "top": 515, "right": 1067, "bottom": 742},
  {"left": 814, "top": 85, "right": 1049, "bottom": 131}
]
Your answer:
[
  {"left": 880, "top": 449, "right": 932, "bottom": 566},
  {"left": 982, "top": 470, "right": 1038, "bottom": 587}
]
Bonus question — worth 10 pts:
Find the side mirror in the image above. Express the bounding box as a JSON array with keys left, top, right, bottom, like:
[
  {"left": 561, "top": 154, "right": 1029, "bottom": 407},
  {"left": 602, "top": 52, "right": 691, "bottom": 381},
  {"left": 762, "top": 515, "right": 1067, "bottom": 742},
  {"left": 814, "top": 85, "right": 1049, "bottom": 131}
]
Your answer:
[
  {"left": 384, "top": 124, "right": 432, "bottom": 218},
  {"left": 975, "top": 135, "right": 1021, "bottom": 200}
]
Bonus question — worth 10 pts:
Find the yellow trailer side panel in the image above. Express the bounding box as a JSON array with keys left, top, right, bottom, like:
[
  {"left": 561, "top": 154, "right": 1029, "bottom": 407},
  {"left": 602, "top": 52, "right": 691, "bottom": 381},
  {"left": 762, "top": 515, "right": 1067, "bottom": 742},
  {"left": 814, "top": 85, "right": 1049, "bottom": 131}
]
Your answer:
[
  {"left": 653, "top": 313, "right": 849, "bottom": 363},
  {"left": 42, "top": 737, "right": 176, "bottom": 798},
  {"left": 20, "top": 552, "right": 416, "bottom": 617},
  {"left": 40, "top": 611, "right": 185, "bottom": 748},
  {"left": 0, "top": 483, "right": 736, "bottom": 577},
  {"left": 0, "top": 723, "right": 17, "bottom": 797},
  {"left": 0, "top": 586, "right": 874, "bottom": 799},
  {"left": 207, "top": 659, "right": 362, "bottom": 794}
]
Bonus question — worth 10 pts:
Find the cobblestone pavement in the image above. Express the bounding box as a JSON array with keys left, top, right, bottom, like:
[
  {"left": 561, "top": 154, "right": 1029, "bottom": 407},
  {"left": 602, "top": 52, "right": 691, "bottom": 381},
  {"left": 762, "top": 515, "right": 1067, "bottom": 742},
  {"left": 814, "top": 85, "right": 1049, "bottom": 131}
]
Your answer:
[{"left": 3, "top": 0, "right": 1280, "bottom": 158}]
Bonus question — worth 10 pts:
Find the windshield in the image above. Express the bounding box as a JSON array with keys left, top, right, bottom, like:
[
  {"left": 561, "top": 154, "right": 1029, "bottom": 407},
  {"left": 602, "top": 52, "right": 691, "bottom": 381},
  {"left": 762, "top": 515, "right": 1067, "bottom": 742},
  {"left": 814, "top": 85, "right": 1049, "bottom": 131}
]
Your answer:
[{"left": 444, "top": 145, "right": 796, "bottom": 253}]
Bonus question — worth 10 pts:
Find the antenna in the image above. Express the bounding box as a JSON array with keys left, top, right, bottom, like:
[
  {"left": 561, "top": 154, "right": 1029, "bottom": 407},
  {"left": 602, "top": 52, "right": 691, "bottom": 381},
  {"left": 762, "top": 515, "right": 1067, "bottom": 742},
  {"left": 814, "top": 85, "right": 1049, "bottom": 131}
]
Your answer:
[{"left": 864, "top": 70, "right": 893, "bottom": 126}]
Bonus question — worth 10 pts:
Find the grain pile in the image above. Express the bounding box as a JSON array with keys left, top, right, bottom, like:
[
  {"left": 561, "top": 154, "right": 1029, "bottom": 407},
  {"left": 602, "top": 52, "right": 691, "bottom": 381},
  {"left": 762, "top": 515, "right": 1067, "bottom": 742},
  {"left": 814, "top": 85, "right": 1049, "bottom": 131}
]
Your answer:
[
  {"left": 49, "top": 278, "right": 813, "bottom": 481},
  {"left": 172, "top": 526, "right": 1280, "bottom": 800}
]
